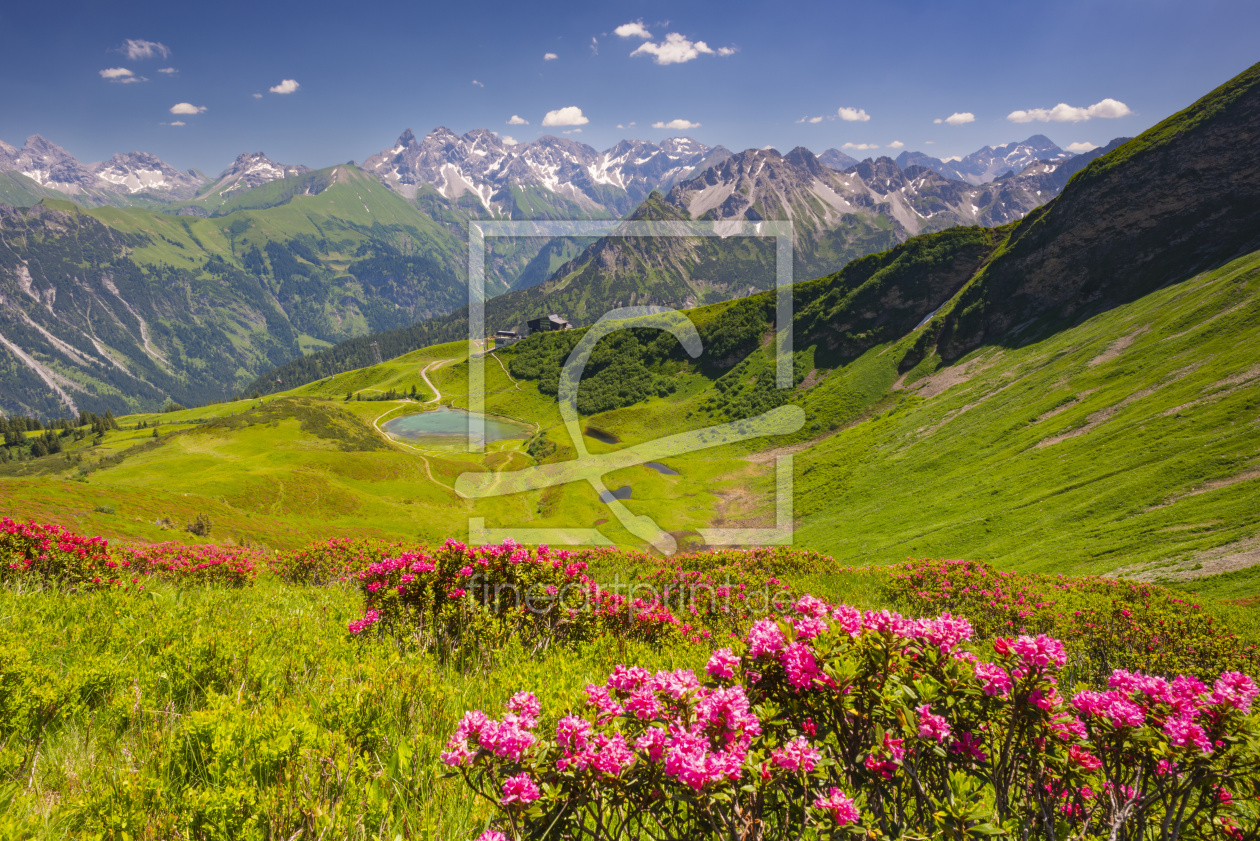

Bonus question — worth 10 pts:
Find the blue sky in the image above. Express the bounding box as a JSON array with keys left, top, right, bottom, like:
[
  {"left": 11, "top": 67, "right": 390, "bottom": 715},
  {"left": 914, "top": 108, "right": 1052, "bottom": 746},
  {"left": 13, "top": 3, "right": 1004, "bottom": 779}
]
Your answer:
[{"left": 0, "top": 0, "right": 1256, "bottom": 173}]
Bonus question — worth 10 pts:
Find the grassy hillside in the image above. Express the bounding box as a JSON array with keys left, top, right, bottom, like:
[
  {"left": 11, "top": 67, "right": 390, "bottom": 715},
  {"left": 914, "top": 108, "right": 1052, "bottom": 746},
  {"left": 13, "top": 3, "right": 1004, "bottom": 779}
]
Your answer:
[
  {"left": 790, "top": 248, "right": 1260, "bottom": 576},
  {"left": 2, "top": 244, "right": 1257, "bottom": 599}
]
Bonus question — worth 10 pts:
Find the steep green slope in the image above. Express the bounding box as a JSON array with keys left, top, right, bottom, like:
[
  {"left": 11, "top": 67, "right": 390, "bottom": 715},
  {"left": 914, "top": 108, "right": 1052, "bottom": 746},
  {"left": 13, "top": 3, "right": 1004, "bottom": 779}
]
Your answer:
[
  {"left": 790, "top": 248, "right": 1260, "bottom": 576},
  {"left": 0, "top": 171, "right": 67, "bottom": 207},
  {"left": 930, "top": 60, "right": 1260, "bottom": 360}
]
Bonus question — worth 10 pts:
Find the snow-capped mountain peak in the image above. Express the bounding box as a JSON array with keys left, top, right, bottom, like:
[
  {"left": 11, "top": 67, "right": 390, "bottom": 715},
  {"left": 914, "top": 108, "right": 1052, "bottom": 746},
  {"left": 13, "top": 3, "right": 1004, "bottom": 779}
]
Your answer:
[
  {"left": 201, "top": 152, "right": 311, "bottom": 198},
  {"left": 360, "top": 128, "right": 719, "bottom": 217},
  {"left": 893, "top": 135, "right": 1071, "bottom": 185},
  {"left": 90, "top": 151, "right": 202, "bottom": 196},
  {"left": 0, "top": 135, "right": 206, "bottom": 199}
]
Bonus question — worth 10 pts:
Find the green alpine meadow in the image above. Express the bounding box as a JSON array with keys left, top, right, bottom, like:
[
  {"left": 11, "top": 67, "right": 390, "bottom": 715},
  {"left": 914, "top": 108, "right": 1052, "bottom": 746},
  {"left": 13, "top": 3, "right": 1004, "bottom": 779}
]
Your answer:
[{"left": 2, "top": 7, "right": 1260, "bottom": 840}]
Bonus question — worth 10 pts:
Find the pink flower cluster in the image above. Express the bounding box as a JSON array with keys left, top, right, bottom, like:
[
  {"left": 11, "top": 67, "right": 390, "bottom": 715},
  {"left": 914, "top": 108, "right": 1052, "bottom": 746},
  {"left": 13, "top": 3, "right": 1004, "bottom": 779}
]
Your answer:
[
  {"left": 441, "top": 696, "right": 541, "bottom": 768},
  {"left": 347, "top": 609, "right": 379, "bottom": 635},
  {"left": 118, "top": 542, "right": 262, "bottom": 587},
  {"left": 599, "top": 667, "right": 763, "bottom": 791},
  {"left": 814, "top": 787, "right": 861, "bottom": 825},
  {"left": 771, "top": 736, "right": 821, "bottom": 773},
  {"left": 499, "top": 773, "right": 540, "bottom": 807},
  {"left": 1067, "top": 668, "right": 1259, "bottom": 758},
  {"left": 916, "top": 705, "right": 951, "bottom": 743},
  {"left": 446, "top": 588, "right": 1260, "bottom": 841}
]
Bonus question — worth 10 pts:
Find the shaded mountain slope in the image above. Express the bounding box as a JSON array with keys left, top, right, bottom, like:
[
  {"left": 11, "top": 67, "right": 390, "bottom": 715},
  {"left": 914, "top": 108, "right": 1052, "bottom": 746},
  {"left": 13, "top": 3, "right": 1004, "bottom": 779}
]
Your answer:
[{"left": 929, "top": 62, "right": 1260, "bottom": 361}]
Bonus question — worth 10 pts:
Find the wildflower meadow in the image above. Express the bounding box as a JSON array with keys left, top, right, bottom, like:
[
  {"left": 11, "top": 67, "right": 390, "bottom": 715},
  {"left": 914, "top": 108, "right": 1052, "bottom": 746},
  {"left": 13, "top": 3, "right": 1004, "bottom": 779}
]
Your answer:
[{"left": 0, "top": 517, "right": 1257, "bottom": 840}]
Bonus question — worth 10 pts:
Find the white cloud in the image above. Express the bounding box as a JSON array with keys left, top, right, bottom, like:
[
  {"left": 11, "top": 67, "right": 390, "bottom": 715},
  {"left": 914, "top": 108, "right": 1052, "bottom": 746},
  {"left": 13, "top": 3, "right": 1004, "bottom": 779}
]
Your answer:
[
  {"left": 501, "top": 135, "right": 519, "bottom": 145},
  {"left": 614, "top": 21, "right": 652, "bottom": 39},
  {"left": 888, "top": 140, "right": 905, "bottom": 149},
  {"left": 942, "top": 156, "right": 962, "bottom": 162},
  {"left": 544, "top": 52, "right": 558, "bottom": 61},
  {"left": 542, "top": 106, "right": 589, "bottom": 127},
  {"left": 842, "top": 142, "right": 879, "bottom": 151},
  {"left": 507, "top": 114, "right": 529, "bottom": 125},
  {"left": 167, "top": 121, "right": 185, "bottom": 127},
  {"left": 1087, "top": 99, "right": 1132, "bottom": 119},
  {"left": 563, "top": 128, "right": 583, "bottom": 134},
  {"left": 157, "top": 67, "right": 177, "bottom": 75},
  {"left": 838, "top": 106, "right": 870, "bottom": 122},
  {"left": 122, "top": 39, "right": 169, "bottom": 60},
  {"left": 652, "top": 118, "right": 701, "bottom": 130},
  {"left": 1065, "top": 141, "right": 1099, "bottom": 153},
  {"left": 630, "top": 32, "right": 733, "bottom": 65},
  {"left": 940, "top": 112, "right": 975, "bottom": 126},
  {"left": 252, "top": 93, "right": 263, "bottom": 99},
  {"left": 269, "top": 78, "right": 300, "bottom": 94},
  {"left": 590, "top": 37, "right": 599, "bottom": 55},
  {"left": 796, "top": 115, "right": 825, "bottom": 124},
  {"left": 716, "top": 46, "right": 737, "bottom": 56},
  {"left": 99, "top": 67, "right": 144, "bottom": 83},
  {"left": 471, "top": 79, "right": 484, "bottom": 88},
  {"left": 1007, "top": 98, "right": 1132, "bottom": 123},
  {"left": 615, "top": 122, "right": 638, "bottom": 129},
  {"left": 169, "top": 102, "right": 207, "bottom": 115}
]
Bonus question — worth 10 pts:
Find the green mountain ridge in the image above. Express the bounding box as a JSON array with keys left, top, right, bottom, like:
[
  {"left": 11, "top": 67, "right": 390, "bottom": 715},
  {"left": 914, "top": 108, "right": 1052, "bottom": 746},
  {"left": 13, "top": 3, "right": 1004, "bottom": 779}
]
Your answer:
[{"left": 0, "top": 165, "right": 474, "bottom": 416}]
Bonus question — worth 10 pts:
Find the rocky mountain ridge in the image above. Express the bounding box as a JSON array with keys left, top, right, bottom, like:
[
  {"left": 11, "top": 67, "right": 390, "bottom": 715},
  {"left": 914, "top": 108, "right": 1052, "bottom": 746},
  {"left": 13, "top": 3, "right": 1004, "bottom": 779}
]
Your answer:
[
  {"left": 360, "top": 127, "right": 731, "bottom": 218},
  {"left": 194, "top": 152, "right": 312, "bottom": 202},
  {"left": 0, "top": 135, "right": 205, "bottom": 201},
  {"left": 895, "top": 134, "right": 1072, "bottom": 184}
]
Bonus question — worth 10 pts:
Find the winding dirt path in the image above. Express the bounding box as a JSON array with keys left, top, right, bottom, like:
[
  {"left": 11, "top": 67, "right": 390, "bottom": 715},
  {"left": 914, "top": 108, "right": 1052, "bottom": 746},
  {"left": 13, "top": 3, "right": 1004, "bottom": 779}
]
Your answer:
[
  {"left": 364, "top": 356, "right": 528, "bottom": 495},
  {"left": 364, "top": 358, "right": 456, "bottom": 488},
  {"left": 369, "top": 401, "right": 448, "bottom": 488},
  {"left": 491, "top": 351, "right": 522, "bottom": 391},
  {"left": 420, "top": 359, "right": 446, "bottom": 403}
]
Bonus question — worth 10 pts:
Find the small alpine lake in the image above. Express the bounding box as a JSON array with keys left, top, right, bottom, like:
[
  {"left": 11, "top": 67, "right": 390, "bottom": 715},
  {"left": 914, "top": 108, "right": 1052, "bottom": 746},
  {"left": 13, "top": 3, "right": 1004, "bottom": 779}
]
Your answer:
[{"left": 382, "top": 407, "right": 531, "bottom": 446}]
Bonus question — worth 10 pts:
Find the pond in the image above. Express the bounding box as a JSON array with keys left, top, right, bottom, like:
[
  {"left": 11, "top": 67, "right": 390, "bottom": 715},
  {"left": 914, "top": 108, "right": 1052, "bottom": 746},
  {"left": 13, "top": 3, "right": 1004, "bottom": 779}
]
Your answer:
[
  {"left": 383, "top": 407, "right": 530, "bottom": 446},
  {"left": 599, "top": 486, "right": 632, "bottom": 502}
]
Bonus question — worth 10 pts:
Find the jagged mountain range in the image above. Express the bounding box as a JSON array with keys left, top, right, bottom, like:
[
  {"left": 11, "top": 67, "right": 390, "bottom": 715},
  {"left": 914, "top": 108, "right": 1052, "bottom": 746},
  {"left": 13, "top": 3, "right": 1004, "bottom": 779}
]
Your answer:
[
  {"left": 0, "top": 136, "right": 207, "bottom": 205},
  {"left": 894, "top": 134, "right": 1071, "bottom": 184},
  {"left": 360, "top": 127, "right": 732, "bottom": 218},
  {"left": 0, "top": 135, "right": 312, "bottom": 207},
  {"left": 244, "top": 128, "right": 1135, "bottom": 395},
  {"left": 194, "top": 152, "right": 311, "bottom": 204},
  {"left": 0, "top": 164, "right": 473, "bottom": 418},
  {"left": 250, "top": 59, "right": 1260, "bottom": 429},
  {"left": 0, "top": 129, "right": 1093, "bottom": 214},
  {"left": 0, "top": 124, "right": 1120, "bottom": 416},
  {"left": 514, "top": 142, "right": 1104, "bottom": 316}
]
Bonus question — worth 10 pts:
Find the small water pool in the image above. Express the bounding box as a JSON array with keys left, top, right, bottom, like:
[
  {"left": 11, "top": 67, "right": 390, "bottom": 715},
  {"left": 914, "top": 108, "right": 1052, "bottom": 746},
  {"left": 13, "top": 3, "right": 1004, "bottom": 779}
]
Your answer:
[
  {"left": 383, "top": 407, "right": 530, "bottom": 445},
  {"left": 599, "top": 486, "right": 632, "bottom": 502},
  {"left": 646, "top": 462, "right": 680, "bottom": 475}
]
